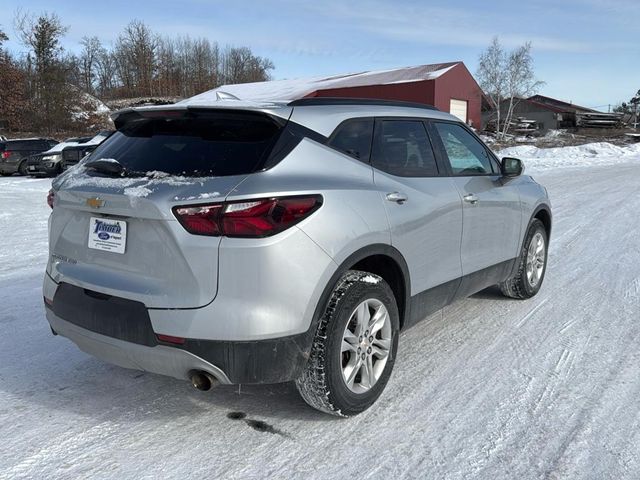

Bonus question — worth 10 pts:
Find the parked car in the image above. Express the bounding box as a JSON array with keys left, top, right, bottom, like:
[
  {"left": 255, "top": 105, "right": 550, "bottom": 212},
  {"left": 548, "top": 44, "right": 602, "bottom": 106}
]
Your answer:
[
  {"left": 26, "top": 140, "right": 84, "bottom": 177},
  {"left": 44, "top": 98, "right": 551, "bottom": 416},
  {"left": 61, "top": 130, "right": 114, "bottom": 171},
  {"left": 0, "top": 138, "right": 58, "bottom": 176}
]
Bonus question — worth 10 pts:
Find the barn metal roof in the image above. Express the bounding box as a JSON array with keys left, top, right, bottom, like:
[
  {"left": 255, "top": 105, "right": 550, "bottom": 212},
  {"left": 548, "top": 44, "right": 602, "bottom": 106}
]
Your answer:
[{"left": 180, "top": 62, "right": 461, "bottom": 105}]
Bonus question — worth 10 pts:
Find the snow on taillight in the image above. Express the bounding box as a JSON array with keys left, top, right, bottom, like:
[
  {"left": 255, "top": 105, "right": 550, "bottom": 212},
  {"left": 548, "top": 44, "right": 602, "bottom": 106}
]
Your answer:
[
  {"left": 47, "top": 189, "right": 55, "bottom": 209},
  {"left": 173, "top": 195, "right": 323, "bottom": 238},
  {"left": 173, "top": 204, "right": 223, "bottom": 236}
]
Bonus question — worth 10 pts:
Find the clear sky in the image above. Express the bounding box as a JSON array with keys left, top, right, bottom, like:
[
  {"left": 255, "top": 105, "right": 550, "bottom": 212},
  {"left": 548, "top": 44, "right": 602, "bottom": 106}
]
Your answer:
[{"left": 1, "top": 0, "right": 638, "bottom": 109}]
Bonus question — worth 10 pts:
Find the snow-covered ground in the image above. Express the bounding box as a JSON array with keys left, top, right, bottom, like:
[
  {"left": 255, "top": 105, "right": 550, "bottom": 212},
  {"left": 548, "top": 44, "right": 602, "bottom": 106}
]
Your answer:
[
  {"left": 498, "top": 141, "right": 640, "bottom": 172},
  {"left": 1, "top": 144, "right": 639, "bottom": 479}
]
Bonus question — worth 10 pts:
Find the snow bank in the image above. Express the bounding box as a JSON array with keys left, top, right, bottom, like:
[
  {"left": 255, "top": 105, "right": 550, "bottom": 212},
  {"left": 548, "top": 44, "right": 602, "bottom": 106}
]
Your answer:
[{"left": 497, "top": 142, "right": 640, "bottom": 173}]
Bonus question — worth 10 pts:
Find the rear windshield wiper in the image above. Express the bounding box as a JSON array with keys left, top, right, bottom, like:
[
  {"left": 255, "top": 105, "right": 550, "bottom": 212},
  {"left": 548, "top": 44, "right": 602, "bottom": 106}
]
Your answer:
[
  {"left": 85, "top": 158, "right": 124, "bottom": 176},
  {"left": 84, "top": 158, "right": 147, "bottom": 178}
]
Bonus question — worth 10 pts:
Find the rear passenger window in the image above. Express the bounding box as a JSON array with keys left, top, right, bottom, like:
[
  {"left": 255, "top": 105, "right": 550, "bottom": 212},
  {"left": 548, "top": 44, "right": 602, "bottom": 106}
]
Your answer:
[
  {"left": 328, "top": 119, "right": 373, "bottom": 161},
  {"left": 372, "top": 120, "right": 438, "bottom": 177},
  {"left": 433, "top": 123, "right": 493, "bottom": 175}
]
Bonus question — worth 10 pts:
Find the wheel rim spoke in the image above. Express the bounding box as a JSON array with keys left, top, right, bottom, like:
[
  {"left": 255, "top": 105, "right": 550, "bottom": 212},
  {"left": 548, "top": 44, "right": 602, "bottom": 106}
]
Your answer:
[
  {"left": 355, "top": 302, "right": 370, "bottom": 336},
  {"left": 342, "top": 339, "right": 357, "bottom": 353},
  {"left": 372, "top": 337, "right": 391, "bottom": 350},
  {"left": 368, "top": 305, "right": 387, "bottom": 334},
  {"left": 344, "top": 358, "right": 362, "bottom": 388},
  {"left": 371, "top": 345, "right": 389, "bottom": 359}
]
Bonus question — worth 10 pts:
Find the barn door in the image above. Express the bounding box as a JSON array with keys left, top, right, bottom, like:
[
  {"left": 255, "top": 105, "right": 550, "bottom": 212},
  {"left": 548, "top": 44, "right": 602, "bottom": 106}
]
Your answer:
[{"left": 449, "top": 99, "right": 468, "bottom": 123}]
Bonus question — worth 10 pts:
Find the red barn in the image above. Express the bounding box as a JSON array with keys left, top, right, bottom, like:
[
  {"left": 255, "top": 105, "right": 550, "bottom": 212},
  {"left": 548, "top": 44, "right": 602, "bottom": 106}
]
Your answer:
[{"left": 201, "top": 62, "right": 485, "bottom": 128}]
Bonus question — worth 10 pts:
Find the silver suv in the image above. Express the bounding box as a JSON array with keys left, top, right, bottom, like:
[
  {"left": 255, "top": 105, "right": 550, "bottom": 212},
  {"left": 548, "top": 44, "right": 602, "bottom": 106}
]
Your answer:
[{"left": 44, "top": 98, "right": 551, "bottom": 416}]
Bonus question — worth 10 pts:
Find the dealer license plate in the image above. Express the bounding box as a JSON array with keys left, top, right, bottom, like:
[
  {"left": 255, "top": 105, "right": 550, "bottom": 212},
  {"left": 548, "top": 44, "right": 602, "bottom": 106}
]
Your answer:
[{"left": 88, "top": 217, "right": 127, "bottom": 254}]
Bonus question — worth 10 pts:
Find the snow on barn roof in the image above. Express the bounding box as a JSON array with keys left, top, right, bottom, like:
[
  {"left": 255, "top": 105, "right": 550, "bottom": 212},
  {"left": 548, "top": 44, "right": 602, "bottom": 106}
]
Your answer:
[{"left": 181, "top": 62, "right": 460, "bottom": 105}]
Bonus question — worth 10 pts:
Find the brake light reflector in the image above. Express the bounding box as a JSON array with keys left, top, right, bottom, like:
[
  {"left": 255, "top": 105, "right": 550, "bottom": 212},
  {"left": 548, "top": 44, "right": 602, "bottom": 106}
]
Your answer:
[
  {"left": 173, "top": 195, "right": 322, "bottom": 238},
  {"left": 1, "top": 151, "right": 10, "bottom": 159}
]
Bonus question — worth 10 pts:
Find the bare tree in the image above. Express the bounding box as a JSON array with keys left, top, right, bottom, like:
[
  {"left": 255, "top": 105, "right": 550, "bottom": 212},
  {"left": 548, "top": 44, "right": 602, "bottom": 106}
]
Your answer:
[
  {"left": 95, "top": 47, "right": 116, "bottom": 97},
  {"left": 477, "top": 37, "right": 506, "bottom": 136},
  {"left": 477, "top": 37, "right": 544, "bottom": 138},
  {"left": 78, "top": 36, "right": 102, "bottom": 94},
  {"left": 630, "top": 90, "right": 640, "bottom": 129},
  {"left": 114, "top": 20, "right": 157, "bottom": 97},
  {"left": 221, "top": 46, "right": 273, "bottom": 85}
]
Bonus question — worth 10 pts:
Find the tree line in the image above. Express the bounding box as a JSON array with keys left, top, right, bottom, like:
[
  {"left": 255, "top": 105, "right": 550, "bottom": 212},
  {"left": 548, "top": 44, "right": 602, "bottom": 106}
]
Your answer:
[{"left": 0, "top": 11, "right": 275, "bottom": 134}]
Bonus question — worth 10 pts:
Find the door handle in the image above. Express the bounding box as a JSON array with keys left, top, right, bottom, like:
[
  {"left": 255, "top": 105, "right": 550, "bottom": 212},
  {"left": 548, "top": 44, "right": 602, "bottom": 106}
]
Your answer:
[
  {"left": 463, "top": 193, "right": 479, "bottom": 204},
  {"left": 386, "top": 192, "right": 408, "bottom": 204}
]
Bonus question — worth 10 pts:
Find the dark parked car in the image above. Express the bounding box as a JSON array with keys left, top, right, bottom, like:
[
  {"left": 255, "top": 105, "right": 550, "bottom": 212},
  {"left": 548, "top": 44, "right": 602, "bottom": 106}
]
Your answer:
[
  {"left": 0, "top": 138, "right": 58, "bottom": 176},
  {"left": 26, "top": 136, "right": 93, "bottom": 177},
  {"left": 61, "top": 131, "right": 113, "bottom": 171}
]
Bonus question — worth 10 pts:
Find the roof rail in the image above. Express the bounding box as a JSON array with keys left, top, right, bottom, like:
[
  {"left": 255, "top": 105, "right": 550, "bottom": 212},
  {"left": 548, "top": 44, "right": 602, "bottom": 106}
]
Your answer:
[{"left": 287, "top": 97, "right": 439, "bottom": 111}]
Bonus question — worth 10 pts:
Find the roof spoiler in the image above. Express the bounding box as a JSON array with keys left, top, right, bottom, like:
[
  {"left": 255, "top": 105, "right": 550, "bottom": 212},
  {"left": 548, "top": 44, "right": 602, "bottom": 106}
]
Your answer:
[{"left": 110, "top": 105, "right": 290, "bottom": 130}]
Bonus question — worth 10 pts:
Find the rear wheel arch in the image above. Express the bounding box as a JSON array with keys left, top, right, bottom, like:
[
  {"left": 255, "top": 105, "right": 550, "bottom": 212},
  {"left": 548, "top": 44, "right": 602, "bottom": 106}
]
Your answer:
[
  {"left": 18, "top": 158, "right": 29, "bottom": 175},
  {"left": 311, "top": 244, "right": 411, "bottom": 333}
]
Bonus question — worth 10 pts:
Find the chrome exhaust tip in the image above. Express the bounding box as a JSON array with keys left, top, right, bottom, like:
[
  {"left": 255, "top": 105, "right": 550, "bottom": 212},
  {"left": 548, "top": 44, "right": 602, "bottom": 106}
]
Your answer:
[{"left": 189, "top": 370, "right": 219, "bottom": 391}]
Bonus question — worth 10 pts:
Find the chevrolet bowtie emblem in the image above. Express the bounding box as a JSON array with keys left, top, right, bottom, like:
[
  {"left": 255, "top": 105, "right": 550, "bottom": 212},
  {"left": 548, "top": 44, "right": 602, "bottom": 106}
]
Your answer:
[{"left": 86, "top": 197, "right": 105, "bottom": 209}]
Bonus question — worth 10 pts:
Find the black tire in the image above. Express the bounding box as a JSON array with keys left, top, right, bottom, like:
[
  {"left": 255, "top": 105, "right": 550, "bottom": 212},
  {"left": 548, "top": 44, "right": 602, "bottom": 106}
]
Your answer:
[
  {"left": 295, "top": 270, "right": 400, "bottom": 416},
  {"left": 18, "top": 160, "right": 28, "bottom": 176},
  {"left": 500, "top": 219, "right": 548, "bottom": 299}
]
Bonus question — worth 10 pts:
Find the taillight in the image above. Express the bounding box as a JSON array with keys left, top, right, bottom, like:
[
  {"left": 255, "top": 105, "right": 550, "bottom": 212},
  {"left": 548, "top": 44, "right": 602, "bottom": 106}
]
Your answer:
[
  {"left": 1, "top": 151, "right": 10, "bottom": 159},
  {"left": 173, "top": 195, "right": 322, "bottom": 238},
  {"left": 47, "top": 189, "right": 55, "bottom": 209}
]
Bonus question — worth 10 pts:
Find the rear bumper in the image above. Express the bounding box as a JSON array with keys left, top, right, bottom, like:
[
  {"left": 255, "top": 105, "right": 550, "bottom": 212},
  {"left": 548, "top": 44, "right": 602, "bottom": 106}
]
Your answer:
[
  {"left": 46, "top": 308, "right": 232, "bottom": 384},
  {"left": 27, "top": 160, "right": 58, "bottom": 176},
  {"left": 0, "top": 160, "right": 18, "bottom": 174},
  {"left": 44, "top": 277, "right": 315, "bottom": 384}
]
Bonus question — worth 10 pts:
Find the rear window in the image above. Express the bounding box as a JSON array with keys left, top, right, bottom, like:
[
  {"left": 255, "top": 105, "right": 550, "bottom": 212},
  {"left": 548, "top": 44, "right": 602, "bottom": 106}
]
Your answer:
[
  {"left": 7, "top": 141, "right": 29, "bottom": 150},
  {"left": 0, "top": 143, "right": 5, "bottom": 152},
  {"left": 5, "top": 140, "right": 48, "bottom": 150},
  {"left": 86, "top": 114, "right": 282, "bottom": 177}
]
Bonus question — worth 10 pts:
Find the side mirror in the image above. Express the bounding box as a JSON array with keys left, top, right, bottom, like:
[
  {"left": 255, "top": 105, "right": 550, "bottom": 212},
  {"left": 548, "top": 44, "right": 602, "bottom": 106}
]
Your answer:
[{"left": 501, "top": 157, "right": 524, "bottom": 177}]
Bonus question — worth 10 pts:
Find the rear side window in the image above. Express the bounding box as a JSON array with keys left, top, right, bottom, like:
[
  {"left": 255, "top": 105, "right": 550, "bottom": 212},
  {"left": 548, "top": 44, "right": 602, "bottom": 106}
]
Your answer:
[
  {"left": 433, "top": 123, "right": 494, "bottom": 175},
  {"left": 87, "top": 114, "right": 282, "bottom": 177},
  {"left": 372, "top": 120, "right": 439, "bottom": 177},
  {"left": 8, "top": 141, "right": 29, "bottom": 150},
  {"left": 328, "top": 119, "right": 373, "bottom": 161},
  {"left": 0, "top": 143, "right": 5, "bottom": 152}
]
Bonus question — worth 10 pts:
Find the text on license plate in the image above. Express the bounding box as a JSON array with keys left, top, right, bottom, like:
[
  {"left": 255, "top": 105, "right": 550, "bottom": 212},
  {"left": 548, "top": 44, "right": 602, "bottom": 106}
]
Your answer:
[{"left": 88, "top": 216, "right": 127, "bottom": 254}]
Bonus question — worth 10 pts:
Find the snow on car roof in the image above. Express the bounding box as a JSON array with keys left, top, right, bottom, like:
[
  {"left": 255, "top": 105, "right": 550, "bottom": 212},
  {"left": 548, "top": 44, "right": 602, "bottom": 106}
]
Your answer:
[{"left": 41, "top": 141, "right": 80, "bottom": 154}]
